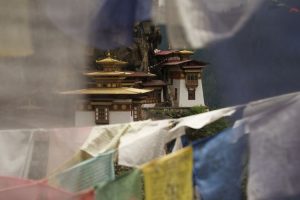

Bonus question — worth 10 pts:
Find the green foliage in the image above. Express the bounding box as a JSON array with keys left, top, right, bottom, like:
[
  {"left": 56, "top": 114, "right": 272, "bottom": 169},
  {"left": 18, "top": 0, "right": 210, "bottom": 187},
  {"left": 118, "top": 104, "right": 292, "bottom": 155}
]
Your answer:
[
  {"left": 184, "top": 106, "right": 229, "bottom": 141},
  {"left": 188, "top": 105, "right": 209, "bottom": 115},
  {"left": 186, "top": 117, "right": 229, "bottom": 141},
  {"left": 145, "top": 108, "right": 191, "bottom": 119}
]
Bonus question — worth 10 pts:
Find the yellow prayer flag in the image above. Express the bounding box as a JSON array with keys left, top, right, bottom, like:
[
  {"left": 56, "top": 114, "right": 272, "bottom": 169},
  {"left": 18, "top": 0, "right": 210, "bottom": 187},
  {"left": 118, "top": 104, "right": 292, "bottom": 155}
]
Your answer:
[{"left": 142, "top": 147, "right": 193, "bottom": 200}]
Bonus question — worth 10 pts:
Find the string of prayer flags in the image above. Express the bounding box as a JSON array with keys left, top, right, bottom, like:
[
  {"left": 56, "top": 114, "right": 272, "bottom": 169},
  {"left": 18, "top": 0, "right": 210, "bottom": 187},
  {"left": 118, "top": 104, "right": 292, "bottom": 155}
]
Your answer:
[
  {"left": 95, "top": 169, "right": 143, "bottom": 200},
  {"left": 48, "top": 151, "right": 115, "bottom": 192},
  {"left": 192, "top": 123, "right": 248, "bottom": 200},
  {"left": 142, "top": 147, "right": 193, "bottom": 200},
  {"left": 0, "top": 92, "right": 298, "bottom": 199}
]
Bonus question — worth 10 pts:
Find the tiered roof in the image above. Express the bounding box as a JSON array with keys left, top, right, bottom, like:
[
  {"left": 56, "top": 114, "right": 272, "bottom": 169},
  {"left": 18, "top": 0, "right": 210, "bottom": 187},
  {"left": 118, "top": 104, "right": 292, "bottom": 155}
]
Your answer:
[
  {"left": 154, "top": 49, "right": 207, "bottom": 69},
  {"left": 84, "top": 71, "right": 155, "bottom": 78},
  {"left": 61, "top": 87, "right": 152, "bottom": 95},
  {"left": 163, "top": 60, "right": 207, "bottom": 66},
  {"left": 62, "top": 54, "right": 156, "bottom": 96},
  {"left": 154, "top": 49, "right": 194, "bottom": 56}
]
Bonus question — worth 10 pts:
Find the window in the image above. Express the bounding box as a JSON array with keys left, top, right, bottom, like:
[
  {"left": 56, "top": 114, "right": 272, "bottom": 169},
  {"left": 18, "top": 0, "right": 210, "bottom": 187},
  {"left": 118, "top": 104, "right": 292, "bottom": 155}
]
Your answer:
[
  {"left": 133, "top": 106, "right": 141, "bottom": 121},
  {"left": 132, "top": 105, "right": 142, "bottom": 121},
  {"left": 188, "top": 89, "right": 196, "bottom": 100},
  {"left": 186, "top": 73, "right": 198, "bottom": 86},
  {"left": 95, "top": 106, "right": 109, "bottom": 124},
  {"left": 174, "top": 88, "right": 178, "bottom": 101}
]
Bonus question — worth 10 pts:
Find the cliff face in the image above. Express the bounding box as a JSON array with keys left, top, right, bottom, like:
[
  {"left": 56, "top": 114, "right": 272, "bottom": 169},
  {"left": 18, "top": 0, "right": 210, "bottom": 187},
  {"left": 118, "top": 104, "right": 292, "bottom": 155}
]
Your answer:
[{"left": 90, "top": 21, "right": 162, "bottom": 72}]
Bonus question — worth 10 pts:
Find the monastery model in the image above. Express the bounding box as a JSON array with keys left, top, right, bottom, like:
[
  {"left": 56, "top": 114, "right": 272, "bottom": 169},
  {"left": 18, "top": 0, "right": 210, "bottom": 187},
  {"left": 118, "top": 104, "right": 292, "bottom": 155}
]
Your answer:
[{"left": 62, "top": 49, "right": 207, "bottom": 126}]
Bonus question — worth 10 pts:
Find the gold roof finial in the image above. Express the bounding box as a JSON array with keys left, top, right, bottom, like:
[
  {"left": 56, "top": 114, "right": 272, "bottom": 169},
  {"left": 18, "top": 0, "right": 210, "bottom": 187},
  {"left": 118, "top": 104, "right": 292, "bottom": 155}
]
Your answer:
[{"left": 96, "top": 51, "right": 128, "bottom": 65}]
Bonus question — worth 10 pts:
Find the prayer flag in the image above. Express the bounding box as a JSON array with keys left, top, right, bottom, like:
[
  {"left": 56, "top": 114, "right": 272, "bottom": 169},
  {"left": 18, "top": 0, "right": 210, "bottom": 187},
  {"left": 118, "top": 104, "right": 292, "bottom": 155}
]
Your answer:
[
  {"left": 48, "top": 151, "right": 115, "bottom": 192},
  {"left": 82, "top": 121, "right": 152, "bottom": 157},
  {"left": 192, "top": 124, "right": 248, "bottom": 200},
  {"left": 118, "top": 120, "right": 169, "bottom": 167},
  {"left": 95, "top": 169, "right": 143, "bottom": 200},
  {"left": 142, "top": 147, "right": 193, "bottom": 200},
  {"left": 245, "top": 92, "right": 300, "bottom": 200}
]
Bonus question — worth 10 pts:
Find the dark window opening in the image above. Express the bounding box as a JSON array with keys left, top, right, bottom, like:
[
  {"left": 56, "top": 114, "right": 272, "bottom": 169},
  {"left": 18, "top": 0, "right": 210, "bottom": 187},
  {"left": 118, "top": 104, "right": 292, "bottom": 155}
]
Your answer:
[
  {"left": 95, "top": 106, "right": 109, "bottom": 124},
  {"left": 188, "top": 89, "right": 196, "bottom": 100}
]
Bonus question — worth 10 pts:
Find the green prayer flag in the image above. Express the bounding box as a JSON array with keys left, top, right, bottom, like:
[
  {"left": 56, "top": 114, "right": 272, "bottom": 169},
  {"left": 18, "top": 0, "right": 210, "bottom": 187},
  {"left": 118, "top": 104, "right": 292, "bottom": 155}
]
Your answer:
[
  {"left": 95, "top": 169, "right": 143, "bottom": 200},
  {"left": 49, "top": 150, "right": 115, "bottom": 192}
]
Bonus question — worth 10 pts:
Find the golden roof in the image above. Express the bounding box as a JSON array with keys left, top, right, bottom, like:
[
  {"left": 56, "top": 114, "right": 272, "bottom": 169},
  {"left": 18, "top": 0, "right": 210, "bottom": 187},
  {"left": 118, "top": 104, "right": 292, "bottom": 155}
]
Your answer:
[
  {"left": 61, "top": 87, "right": 153, "bottom": 95},
  {"left": 96, "top": 53, "right": 128, "bottom": 65},
  {"left": 179, "top": 50, "right": 194, "bottom": 55},
  {"left": 84, "top": 71, "right": 131, "bottom": 77},
  {"left": 84, "top": 71, "right": 156, "bottom": 77}
]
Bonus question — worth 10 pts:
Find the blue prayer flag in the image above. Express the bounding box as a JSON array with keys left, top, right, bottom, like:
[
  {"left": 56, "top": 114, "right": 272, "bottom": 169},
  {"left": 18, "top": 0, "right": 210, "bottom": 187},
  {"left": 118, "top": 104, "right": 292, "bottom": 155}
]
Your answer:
[{"left": 192, "top": 124, "right": 248, "bottom": 200}]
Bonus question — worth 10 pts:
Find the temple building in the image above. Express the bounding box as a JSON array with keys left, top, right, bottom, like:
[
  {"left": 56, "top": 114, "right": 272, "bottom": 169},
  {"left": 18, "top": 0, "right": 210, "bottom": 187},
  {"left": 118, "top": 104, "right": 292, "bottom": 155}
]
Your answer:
[
  {"left": 62, "top": 53, "right": 164, "bottom": 126},
  {"left": 62, "top": 47, "right": 207, "bottom": 125},
  {"left": 154, "top": 49, "right": 207, "bottom": 107}
]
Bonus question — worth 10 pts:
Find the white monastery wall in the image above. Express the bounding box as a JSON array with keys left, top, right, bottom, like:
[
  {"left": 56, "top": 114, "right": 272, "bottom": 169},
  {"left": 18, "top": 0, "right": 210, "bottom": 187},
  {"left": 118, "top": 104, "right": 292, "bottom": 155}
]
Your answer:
[
  {"left": 109, "top": 111, "right": 133, "bottom": 124},
  {"left": 178, "top": 79, "right": 205, "bottom": 107},
  {"left": 75, "top": 111, "right": 95, "bottom": 127}
]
